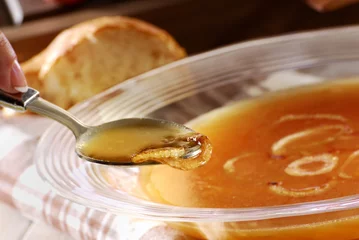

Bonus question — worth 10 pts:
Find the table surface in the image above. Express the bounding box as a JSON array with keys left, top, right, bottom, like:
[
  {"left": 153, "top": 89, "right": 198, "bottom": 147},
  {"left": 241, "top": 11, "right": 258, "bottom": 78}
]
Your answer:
[{"left": 0, "top": 202, "right": 73, "bottom": 240}]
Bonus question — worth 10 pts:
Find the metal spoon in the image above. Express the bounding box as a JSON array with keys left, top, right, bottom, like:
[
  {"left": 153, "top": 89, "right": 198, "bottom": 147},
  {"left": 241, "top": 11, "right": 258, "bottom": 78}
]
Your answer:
[{"left": 0, "top": 88, "right": 202, "bottom": 166}]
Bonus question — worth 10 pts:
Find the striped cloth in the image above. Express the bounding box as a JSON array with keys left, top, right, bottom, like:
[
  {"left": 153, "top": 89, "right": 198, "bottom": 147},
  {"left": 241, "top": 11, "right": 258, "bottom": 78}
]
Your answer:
[{"left": 0, "top": 70, "right": 322, "bottom": 240}]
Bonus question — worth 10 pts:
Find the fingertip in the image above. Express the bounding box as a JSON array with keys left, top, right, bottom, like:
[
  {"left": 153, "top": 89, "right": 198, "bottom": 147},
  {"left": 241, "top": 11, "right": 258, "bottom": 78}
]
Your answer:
[
  {"left": 10, "top": 60, "right": 28, "bottom": 92},
  {"left": 14, "top": 86, "right": 28, "bottom": 93}
]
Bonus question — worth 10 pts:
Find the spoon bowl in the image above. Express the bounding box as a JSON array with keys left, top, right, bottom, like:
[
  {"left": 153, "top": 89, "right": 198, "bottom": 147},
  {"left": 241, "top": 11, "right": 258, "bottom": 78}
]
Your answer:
[{"left": 75, "top": 118, "right": 198, "bottom": 166}]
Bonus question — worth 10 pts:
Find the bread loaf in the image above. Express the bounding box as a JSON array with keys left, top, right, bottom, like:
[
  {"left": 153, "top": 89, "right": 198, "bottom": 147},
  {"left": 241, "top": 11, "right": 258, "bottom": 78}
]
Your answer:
[{"left": 22, "top": 16, "right": 186, "bottom": 109}]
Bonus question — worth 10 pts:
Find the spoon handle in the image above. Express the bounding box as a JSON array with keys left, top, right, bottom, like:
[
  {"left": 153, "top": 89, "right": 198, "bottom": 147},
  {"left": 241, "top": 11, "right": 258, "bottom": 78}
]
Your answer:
[
  {"left": 28, "top": 98, "right": 88, "bottom": 137},
  {"left": 0, "top": 88, "right": 87, "bottom": 137},
  {"left": 0, "top": 88, "right": 39, "bottom": 112}
]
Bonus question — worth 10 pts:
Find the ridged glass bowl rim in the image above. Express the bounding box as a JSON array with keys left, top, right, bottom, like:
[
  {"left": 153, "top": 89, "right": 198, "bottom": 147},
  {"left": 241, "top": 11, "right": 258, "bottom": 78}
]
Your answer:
[{"left": 35, "top": 25, "right": 359, "bottom": 222}]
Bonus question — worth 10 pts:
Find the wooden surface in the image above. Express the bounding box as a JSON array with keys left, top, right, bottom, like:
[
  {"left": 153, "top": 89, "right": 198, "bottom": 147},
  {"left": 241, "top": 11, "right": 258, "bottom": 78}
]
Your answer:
[
  {"left": 4, "top": 0, "right": 359, "bottom": 62},
  {"left": 0, "top": 202, "right": 73, "bottom": 240}
]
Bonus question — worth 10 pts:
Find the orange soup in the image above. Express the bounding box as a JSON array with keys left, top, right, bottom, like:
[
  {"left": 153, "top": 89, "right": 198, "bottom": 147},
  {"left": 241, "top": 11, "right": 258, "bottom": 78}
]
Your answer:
[
  {"left": 136, "top": 79, "right": 359, "bottom": 239},
  {"left": 140, "top": 79, "right": 359, "bottom": 208}
]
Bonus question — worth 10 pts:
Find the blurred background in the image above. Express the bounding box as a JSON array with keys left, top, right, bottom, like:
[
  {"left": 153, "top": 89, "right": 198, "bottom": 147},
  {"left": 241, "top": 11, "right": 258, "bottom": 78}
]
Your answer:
[{"left": 2, "top": 0, "right": 359, "bottom": 63}]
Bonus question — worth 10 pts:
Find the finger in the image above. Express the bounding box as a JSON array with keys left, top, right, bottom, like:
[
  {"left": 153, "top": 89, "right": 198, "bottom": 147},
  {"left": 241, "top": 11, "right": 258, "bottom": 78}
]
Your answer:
[{"left": 0, "top": 31, "right": 27, "bottom": 93}]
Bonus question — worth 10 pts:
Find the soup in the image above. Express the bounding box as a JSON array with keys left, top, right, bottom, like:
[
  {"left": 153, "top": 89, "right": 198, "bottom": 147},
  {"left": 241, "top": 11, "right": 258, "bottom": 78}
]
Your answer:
[
  {"left": 138, "top": 79, "right": 359, "bottom": 239},
  {"left": 78, "top": 121, "right": 212, "bottom": 170}
]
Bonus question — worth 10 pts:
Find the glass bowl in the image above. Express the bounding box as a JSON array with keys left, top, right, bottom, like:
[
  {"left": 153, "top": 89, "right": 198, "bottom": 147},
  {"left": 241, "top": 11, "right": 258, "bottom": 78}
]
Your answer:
[{"left": 35, "top": 26, "right": 359, "bottom": 240}]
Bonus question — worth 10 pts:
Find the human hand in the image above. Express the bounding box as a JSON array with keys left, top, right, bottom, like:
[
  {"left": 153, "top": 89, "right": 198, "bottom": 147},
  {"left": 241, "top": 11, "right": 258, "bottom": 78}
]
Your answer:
[{"left": 0, "top": 31, "right": 27, "bottom": 93}]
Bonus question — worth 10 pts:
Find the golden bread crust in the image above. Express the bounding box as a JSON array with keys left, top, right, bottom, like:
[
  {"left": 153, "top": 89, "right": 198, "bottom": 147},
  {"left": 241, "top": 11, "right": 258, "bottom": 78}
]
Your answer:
[{"left": 21, "top": 16, "right": 186, "bottom": 109}]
